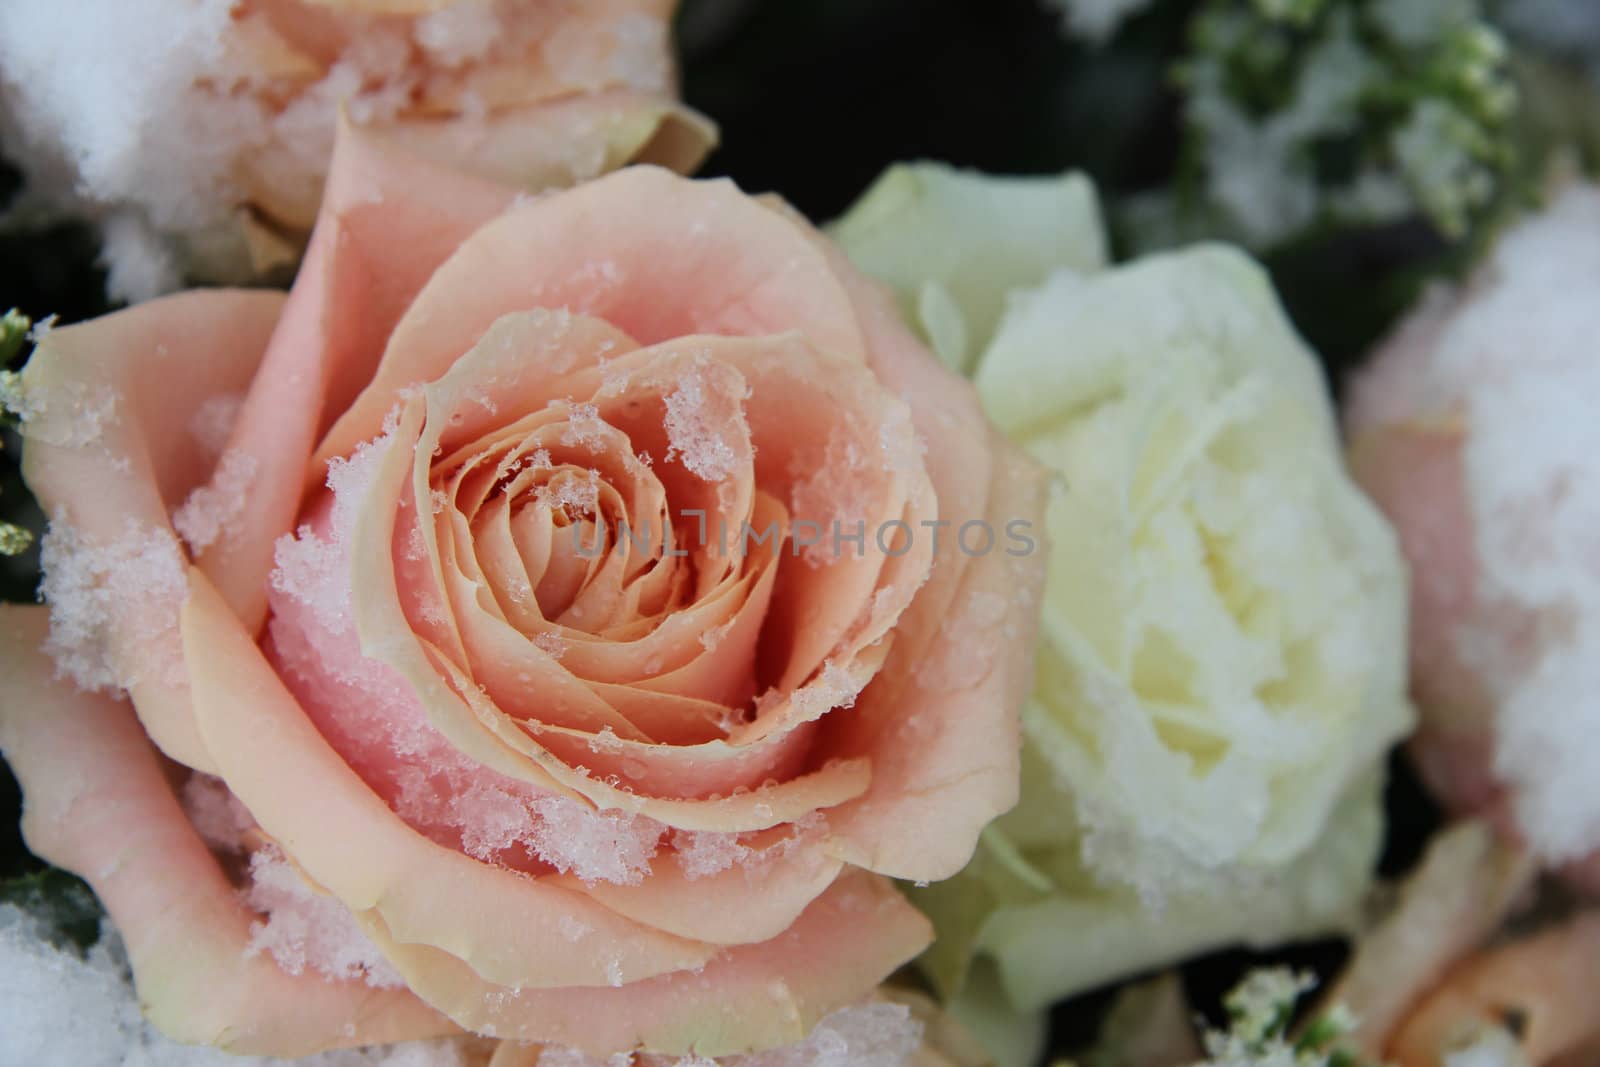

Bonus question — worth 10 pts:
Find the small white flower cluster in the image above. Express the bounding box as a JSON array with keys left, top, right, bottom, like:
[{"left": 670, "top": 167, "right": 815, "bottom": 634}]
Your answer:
[
  {"left": 1191, "top": 968, "right": 1364, "bottom": 1067},
  {"left": 1123, "top": 0, "right": 1516, "bottom": 251}
]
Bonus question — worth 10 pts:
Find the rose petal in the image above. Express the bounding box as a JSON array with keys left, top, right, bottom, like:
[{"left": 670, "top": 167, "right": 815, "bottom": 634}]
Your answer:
[
  {"left": 212, "top": 119, "right": 517, "bottom": 632},
  {"left": 819, "top": 434, "right": 1048, "bottom": 881},
  {"left": 356, "top": 869, "right": 931, "bottom": 1057},
  {"left": 1348, "top": 420, "right": 1502, "bottom": 819},
  {"left": 379, "top": 90, "right": 717, "bottom": 196},
  {"left": 802, "top": 232, "right": 1052, "bottom": 882},
  {"left": 319, "top": 166, "right": 868, "bottom": 462},
  {"left": 182, "top": 568, "right": 723, "bottom": 991},
  {"left": 20, "top": 290, "right": 286, "bottom": 772},
  {"left": 825, "top": 164, "right": 1108, "bottom": 374},
  {"left": 552, "top": 830, "right": 844, "bottom": 946},
  {"left": 0, "top": 604, "right": 455, "bottom": 1054},
  {"left": 683, "top": 332, "right": 935, "bottom": 695}
]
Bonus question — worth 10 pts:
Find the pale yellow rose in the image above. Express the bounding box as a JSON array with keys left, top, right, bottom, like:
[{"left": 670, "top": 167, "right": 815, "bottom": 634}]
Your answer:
[{"left": 833, "top": 163, "right": 1414, "bottom": 1067}]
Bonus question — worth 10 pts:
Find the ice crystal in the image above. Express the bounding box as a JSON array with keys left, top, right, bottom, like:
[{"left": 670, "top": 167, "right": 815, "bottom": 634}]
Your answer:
[
  {"left": 38, "top": 519, "right": 187, "bottom": 692},
  {"left": 0, "top": 902, "right": 474, "bottom": 1066},
  {"left": 244, "top": 847, "right": 404, "bottom": 989}
]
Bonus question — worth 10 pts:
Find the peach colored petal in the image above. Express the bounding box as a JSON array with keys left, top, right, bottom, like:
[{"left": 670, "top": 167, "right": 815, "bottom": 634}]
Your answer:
[
  {"left": 487, "top": 1042, "right": 541, "bottom": 1067},
  {"left": 319, "top": 167, "right": 868, "bottom": 462},
  {"left": 819, "top": 432, "right": 1047, "bottom": 882},
  {"left": 665, "top": 333, "right": 934, "bottom": 694},
  {"left": 416, "top": 309, "right": 643, "bottom": 461},
  {"left": 369, "top": 317, "right": 773, "bottom": 733},
  {"left": 357, "top": 869, "right": 932, "bottom": 1057},
  {"left": 394, "top": 310, "right": 643, "bottom": 696},
  {"left": 210, "top": 119, "right": 517, "bottom": 633},
  {"left": 338, "top": 330, "right": 884, "bottom": 832},
  {"left": 550, "top": 831, "right": 843, "bottom": 946},
  {"left": 1388, "top": 912, "right": 1600, "bottom": 1067},
  {"left": 520, "top": 717, "right": 818, "bottom": 802},
  {"left": 1319, "top": 820, "right": 1534, "bottom": 1057},
  {"left": 727, "top": 640, "right": 893, "bottom": 750},
  {"left": 294, "top": 0, "right": 674, "bottom": 28},
  {"left": 412, "top": 631, "right": 863, "bottom": 826},
  {"left": 419, "top": 651, "right": 872, "bottom": 832},
  {"left": 350, "top": 394, "right": 821, "bottom": 812},
  {"left": 353, "top": 399, "right": 578, "bottom": 790},
  {"left": 379, "top": 91, "right": 716, "bottom": 198},
  {"left": 232, "top": 0, "right": 713, "bottom": 232},
  {"left": 19, "top": 290, "right": 286, "bottom": 773},
  {"left": 280, "top": 349, "right": 876, "bottom": 833},
  {"left": 800, "top": 231, "right": 1051, "bottom": 882},
  {"left": 1348, "top": 420, "right": 1503, "bottom": 822},
  {"left": 0, "top": 604, "right": 455, "bottom": 1054},
  {"left": 182, "top": 569, "right": 723, "bottom": 991},
  {"left": 577, "top": 685, "right": 736, "bottom": 745},
  {"left": 426, "top": 466, "right": 660, "bottom": 740}
]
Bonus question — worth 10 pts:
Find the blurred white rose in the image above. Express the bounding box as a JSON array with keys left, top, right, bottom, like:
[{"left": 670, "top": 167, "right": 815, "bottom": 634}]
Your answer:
[{"left": 833, "top": 163, "right": 1414, "bottom": 1067}]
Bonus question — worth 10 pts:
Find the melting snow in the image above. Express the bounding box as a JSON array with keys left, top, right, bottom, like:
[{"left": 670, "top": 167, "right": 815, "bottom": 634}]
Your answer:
[
  {"left": 662, "top": 364, "right": 745, "bottom": 483},
  {"left": 172, "top": 449, "right": 258, "bottom": 553},
  {"left": 269, "top": 489, "right": 666, "bottom": 887},
  {"left": 37, "top": 519, "right": 188, "bottom": 692},
  {"left": 1384, "top": 185, "right": 1600, "bottom": 861},
  {"left": 188, "top": 392, "right": 244, "bottom": 457},
  {"left": 0, "top": 902, "right": 475, "bottom": 1066},
  {"left": 244, "top": 847, "right": 404, "bottom": 989}
]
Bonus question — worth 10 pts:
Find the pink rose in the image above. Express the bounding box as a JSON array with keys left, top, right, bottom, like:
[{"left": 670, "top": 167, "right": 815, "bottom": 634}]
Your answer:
[
  {"left": 0, "top": 124, "right": 1046, "bottom": 1058},
  {"left": 0, "top": 0, "right": 714, "bottom": 296},
  {"left": 227, "top": 0, "right": 715, "bottom": 236},
  {"left": 1346, "top": 183, "right": 1600, "bottom": 887}
]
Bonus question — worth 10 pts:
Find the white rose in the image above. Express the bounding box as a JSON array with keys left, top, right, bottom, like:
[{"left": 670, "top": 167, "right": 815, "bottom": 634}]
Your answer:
[{"left": 833, "top": 163, "right": 1414, "bottom": 1067}]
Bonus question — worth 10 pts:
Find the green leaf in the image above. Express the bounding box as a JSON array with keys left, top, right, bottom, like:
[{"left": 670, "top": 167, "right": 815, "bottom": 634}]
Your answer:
[{"left": 0, "top": 309, "right": 29, "bottom": 367}]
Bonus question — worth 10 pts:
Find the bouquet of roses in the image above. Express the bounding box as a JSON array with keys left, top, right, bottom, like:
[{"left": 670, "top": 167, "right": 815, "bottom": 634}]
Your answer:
[{"left": 4, "top": 2, "right": 1600, "bottom": 1067}]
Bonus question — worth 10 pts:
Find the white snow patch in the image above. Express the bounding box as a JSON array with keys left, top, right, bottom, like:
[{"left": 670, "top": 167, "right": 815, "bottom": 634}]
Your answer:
[
  {"left": 0, "top": 902, "right": 475, "bottom": 1066},
  {"left": 267, "top": 549, "right": 665, "bottom": 886},
  {"left": 662, "top": 364, "right": 745, "bottom": 483},
  {"left": 38, "top": 519, "right": 188, "bottom": 692},
  {"left": 189, "top": 393, "right": 244, "bottom": 457},
  {"left": 4, "top": 375, "right": 119, "bottom": 448},
  {"left": 173, "top": 449, "right": 258, "bottom": 553},
  {"left": 244, "top": 846, "right": 404, "bottom": 989},
  {"left": 1381, "top": 184, "right": 1600, "bottom": 860},
  {"left": 270, "top": 428, "right": 395, "bottom": 637},
  {"left": 558, "top": 402, "right": 607, "bottom": 449}
]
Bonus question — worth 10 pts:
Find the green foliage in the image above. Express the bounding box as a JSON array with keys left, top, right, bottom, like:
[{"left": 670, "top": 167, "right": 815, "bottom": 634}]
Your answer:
[
  {"left": 0, "top": 309, "right": 34, "bottom": 556},
  {"left": 0, "top": 308, "right": 28, "bottom": 367},
  {"left": 1135, "top": 0, "right": 1520, "bottom": 251},
  {"left": 1196, "top": 968, "right": 1378, "bottom": 1067}
]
